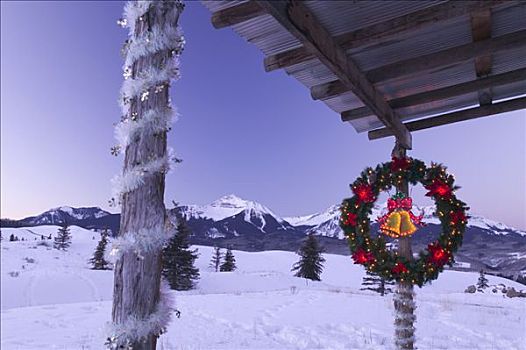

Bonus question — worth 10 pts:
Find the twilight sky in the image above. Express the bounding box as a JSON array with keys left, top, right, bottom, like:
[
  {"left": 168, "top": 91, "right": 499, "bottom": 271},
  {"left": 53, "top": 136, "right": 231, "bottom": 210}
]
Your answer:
[{"left": 1, "top": 1, "right": 525, "bottom": 229}]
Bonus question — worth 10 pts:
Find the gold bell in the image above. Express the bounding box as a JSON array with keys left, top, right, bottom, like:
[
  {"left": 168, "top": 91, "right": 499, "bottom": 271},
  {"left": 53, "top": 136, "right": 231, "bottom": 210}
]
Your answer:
[{"left": 380, "top": 210, "right": 417, "bottom": 238}]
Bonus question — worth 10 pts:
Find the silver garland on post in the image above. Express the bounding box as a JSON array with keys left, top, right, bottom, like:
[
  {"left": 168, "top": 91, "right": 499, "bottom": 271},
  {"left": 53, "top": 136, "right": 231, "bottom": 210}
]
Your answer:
[{"left": 106, "top": 1, "right": 185, "bottom": 347}]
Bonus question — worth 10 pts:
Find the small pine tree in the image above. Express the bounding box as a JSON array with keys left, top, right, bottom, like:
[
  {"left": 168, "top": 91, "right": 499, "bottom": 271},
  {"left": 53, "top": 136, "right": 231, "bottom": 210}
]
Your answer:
[
  {"left": 292, "top": 234, "right": 326, "bottom": 281},
  {"left": 209, "top": 246, "right": 222, "bottom": 272},
  {"left": 89, "top": 230, "right": 110, "bottom": 270},
  {"left": 220, "top": 248, "right": 237, "bottom": 272},
  {"left": 477, "top": 269, "right": 489, "bottom": 291},
  {"left": 516, "top": 275, "right": 526, "bottom": 286},
  {"left": 9, "top": 234, "right": 15, "bottom": 242},
  {"left": 54, "top": 224, "right": 72, "bottom": 251},
  {"left": 162, "top": 214, "right": 200, "bottom": 290},
  {"left": 361, "top": 270, "right": 394, "bottom": 296}
]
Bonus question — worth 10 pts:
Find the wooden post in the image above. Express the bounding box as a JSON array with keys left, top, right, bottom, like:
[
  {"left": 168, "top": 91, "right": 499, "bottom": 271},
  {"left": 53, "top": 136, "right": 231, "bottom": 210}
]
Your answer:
[
  {"left": 111, "top": 2, "right": 183, "bottom": 349},
  {"left": 392, "top": 142, "right": 416, "bottom": 350}
]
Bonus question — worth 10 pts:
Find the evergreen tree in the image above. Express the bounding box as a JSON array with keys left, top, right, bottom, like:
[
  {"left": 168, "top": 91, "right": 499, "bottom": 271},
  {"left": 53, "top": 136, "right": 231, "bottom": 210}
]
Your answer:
[
  {"left": 516, "top": 275, "right": 526, "bottom": 286},
  {"left": 477, "top": 269, "right": 489, "bottom": 291},
  {"left": 9, "top": 234, "right": 15, "bottom": 242},
  {"left": 89, "top": 230, "right": 110, "bottom": 270},
  {"left": 220, "top": 248, "right": 237, "bottom": 272},
  {"left": 162, "top": 214, "right": 200, "bottom": 290},
  {"left": 360, "top": 270, "right": 394, "bottom": 296},
  {"left": 53, "top": 224, "right": 72, "bottom": 251},
  {"left": 209, "top": 246, "right": 222, "bottom": 272},
  {"left": 291, "top": 234, "right": 326, "bottom": 281}
]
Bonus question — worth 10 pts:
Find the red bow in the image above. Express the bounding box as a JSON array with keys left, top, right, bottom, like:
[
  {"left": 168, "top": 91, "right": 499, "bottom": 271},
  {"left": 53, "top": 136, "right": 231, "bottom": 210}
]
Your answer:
[
  {"left": 387, "top": 197, "right": 412, "bottom": 211},
  {"left": 377, "top": 197, "right": 425, "bottom": 226}
]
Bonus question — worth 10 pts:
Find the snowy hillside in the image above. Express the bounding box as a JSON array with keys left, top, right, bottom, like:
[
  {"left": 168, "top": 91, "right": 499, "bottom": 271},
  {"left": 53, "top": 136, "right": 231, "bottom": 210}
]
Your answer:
[{"left": 1, "top": 225, "right": 525, "bottom": 349}]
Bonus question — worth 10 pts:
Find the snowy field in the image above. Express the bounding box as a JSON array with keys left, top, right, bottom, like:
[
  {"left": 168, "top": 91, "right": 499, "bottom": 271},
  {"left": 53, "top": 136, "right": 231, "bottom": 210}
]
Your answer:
[{"left": 1, "top": 226, "right": 525, "bottom": 349}]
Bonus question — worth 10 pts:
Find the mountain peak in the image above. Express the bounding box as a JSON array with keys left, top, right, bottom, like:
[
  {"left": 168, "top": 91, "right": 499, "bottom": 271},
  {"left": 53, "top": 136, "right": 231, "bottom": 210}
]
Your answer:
[
  {"left": 183, "top": 194, "right": 283, "bottom": 224},
  {"left": 211, "top": 194, "right": 249, "bottom": 208}
]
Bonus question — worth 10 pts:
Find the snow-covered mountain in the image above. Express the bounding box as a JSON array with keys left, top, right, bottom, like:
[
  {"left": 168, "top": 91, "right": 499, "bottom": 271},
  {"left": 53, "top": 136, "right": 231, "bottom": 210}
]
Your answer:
[
  {"left": 181, "top": 194, "right": 285, "bottom": 223},
  {"left": 175, "top": 195, "right": 295, "bottom": 240},
  {"left": 2, "top": 195, "right": 525, "bottom": 276},
  {"left": 287, "top": 203, "right": 526, "bottom": 239},
  {"left": 12, "top": 206, "right": 111, "bottom": 226}
]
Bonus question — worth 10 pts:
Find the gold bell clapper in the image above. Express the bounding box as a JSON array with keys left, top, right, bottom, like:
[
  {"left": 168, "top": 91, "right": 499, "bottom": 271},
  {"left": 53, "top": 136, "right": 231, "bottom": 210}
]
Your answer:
[{"left": 377, "top": 192, "right": 424, "bottom": 239}]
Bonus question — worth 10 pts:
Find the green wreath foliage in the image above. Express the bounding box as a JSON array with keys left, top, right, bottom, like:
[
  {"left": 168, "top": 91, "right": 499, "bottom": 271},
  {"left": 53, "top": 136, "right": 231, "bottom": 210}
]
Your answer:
[{"left": 340, "top": 157, "right": 469, "bottom": 287}]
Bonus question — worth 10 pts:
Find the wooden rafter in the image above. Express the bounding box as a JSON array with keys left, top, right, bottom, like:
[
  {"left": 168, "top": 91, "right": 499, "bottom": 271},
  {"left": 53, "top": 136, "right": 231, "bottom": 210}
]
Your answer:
[
  {"left": 366, "top": 29, "right": 526, "bottom": 84},
  {"left": 211, "top": 1, "right": 266, "bottom": 29},
  {"left": 368, "top": 97, "right": 526, "bottom": 140},
  {"left": 254, "top": 0, "right": 412, "bottom": 148},
  {"left": 340, "top": 68, "right": 526, "bottom": 122},
  {"left": 263, "top": 1, "right": 515, "bottom": 72},
  {"left": 312, "top": 30, "right": 526, "bottom": 101},
  {"left": 470, "top": 8, "right": 493, "bottom": 105}
]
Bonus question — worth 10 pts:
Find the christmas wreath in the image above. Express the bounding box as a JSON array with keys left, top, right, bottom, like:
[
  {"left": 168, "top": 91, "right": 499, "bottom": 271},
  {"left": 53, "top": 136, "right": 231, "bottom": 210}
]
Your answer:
[{"left": 340, "top": 157, "right": 469, "bottom": 287}]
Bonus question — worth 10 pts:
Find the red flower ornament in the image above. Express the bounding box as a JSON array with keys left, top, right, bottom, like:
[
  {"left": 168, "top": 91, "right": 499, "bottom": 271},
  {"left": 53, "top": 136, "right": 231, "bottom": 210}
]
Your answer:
[
  {"left": 342, "top": 212, "right": 357, "bottom": 226},
  {"left": 450, "top": 210, "right": 467, "bottom": 225},
  {"left": 427, "top": 242, "right": 450, "bottom": 266},
  {"left": 425, "top": 179, "right": 452, "bottom": 198},
  {"left": 353, "top": 183, "right": 375, "bottom": 204},
  {"left": 352, "top": 248, "right": 374, "bottom": 265},
  {"left": 392, "top": 262, "right": 408, "bottom": 274},
  {"left": 390, "top": 156, "right": 411, "bottom": 172}
]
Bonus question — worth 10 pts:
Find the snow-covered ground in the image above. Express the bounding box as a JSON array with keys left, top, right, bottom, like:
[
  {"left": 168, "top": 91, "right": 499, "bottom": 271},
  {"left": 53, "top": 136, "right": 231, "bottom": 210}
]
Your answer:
[{"left": 1, "top": 226, "right": 525, "bottom": 349}]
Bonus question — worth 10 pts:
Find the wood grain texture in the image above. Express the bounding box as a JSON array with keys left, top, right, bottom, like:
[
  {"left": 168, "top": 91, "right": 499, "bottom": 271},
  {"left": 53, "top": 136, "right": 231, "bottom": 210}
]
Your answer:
[
  {"left": 471, "top": 8, "right": 493, "bottom": 105},
  {"left": 212, "top": 1, "right": 265, "bottom": 29},
  {"left": 366, "top": 29, "right": 526, "bottom": 84},
  {"left": 263, "top": 1, "right": 514, "bottom": 72},
  {"left": 112, "top": 3, "right": 181, "bottom": 349},
  {"left": 340, "top": 68, "right": 526, "bottom": 121},
  {"left": 391, "top": 144, "right": 415, "bottom": 350},
  {"left": 256, "top": 0, "right": 411, "bottom": 148},
  {"left": 368, "top": 97, "right": 526, "bottom": 140}
]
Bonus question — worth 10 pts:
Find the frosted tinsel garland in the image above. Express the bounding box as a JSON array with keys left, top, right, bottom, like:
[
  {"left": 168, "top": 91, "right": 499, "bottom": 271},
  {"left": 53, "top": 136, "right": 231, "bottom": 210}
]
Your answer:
[
  {"left": 108, "top": 1, "right": 185, "bottom": 347},
  {"left": 115, "top": 106, "right": 176, "bottom": 149},
  {"left": 122, "top": 1, "right": 152, "bottom": 34},
  {"left": 112, "top": 0, "right": 185, "bottom": 205},
  {"left": 124, "top": 24, "right": 185, "bottom": 69},
  {"left": 110, "top": 225, "right": 173, "bottom": 259},
  {"left": 106, "top": 279, "right": 174, "bottom": 348},
  {"left": 120, "top": 59, "right": 181, "bottom": 104},
  {"left": 111, "top": 147, "right": 177, "bottom": 201}
]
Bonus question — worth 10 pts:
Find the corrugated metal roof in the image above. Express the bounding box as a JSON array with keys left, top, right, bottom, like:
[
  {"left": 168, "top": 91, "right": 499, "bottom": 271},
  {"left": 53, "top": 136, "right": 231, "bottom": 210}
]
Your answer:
[
  {"left": 203, "top": 1, "right": 526, "bottom": 133},
  {"left": 303, "top": 1, "right": 445, "bottom": 37}
]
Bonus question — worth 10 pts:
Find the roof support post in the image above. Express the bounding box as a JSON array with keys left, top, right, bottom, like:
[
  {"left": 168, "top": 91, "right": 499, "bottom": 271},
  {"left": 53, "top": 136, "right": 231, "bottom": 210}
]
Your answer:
[{"left": 392, "top": 142, "right": 415, "bottom": 350}]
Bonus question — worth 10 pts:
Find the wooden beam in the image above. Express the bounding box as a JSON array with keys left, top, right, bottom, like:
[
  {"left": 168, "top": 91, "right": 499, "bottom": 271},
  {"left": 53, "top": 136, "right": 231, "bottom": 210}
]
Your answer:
[
  {"left": 314, "top": 30, "right": 526, "bottom": 101},
  {"left": 367, "top": 29, "right": 526, "bottom": 83},
  {"left": 263, "top": 1, "right": 514, "bottom": 72},
  {"left": 256, "top": 0, "right": 412, "bottom": 148},
  {"left": 340, "top": 68, "right": 526, "bottom": 121},
  {"left": 471, "top": 9, "right": 493, "bottom": 105},
  {"left": 311, "top": 80, "right": 349, "bottom": 101},
  {"left": 341, "top": 107, "right": 372, "bottom": 122},
  {"left": 368, "top": 97, "right": 526, "bottom": 140},
  {"left": 211, "top": 1, "right": 265, "bottom": 29}
]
